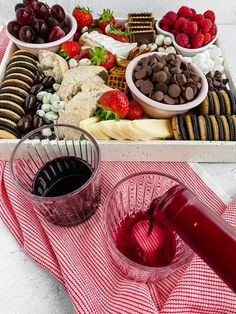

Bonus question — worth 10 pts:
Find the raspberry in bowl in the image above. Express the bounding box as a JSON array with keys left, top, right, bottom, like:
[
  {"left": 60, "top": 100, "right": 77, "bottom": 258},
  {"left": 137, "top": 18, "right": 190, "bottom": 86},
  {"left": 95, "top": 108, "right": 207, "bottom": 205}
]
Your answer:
[
  {"left": 6, "top": 1, "right": 77, "bottom": 53},
  {"left": 125, "top": 52, "right": 208, "bottom": 118},
  {"left": 156, "top": 7, "right": 219, "bottom": 57}
]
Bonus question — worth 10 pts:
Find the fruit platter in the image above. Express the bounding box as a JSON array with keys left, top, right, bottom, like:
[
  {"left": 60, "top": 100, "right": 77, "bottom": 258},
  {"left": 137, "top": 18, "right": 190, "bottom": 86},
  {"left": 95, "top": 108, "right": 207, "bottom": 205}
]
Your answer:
[{"left": 0, "top": 1, "right": 236, "bottom": 161}]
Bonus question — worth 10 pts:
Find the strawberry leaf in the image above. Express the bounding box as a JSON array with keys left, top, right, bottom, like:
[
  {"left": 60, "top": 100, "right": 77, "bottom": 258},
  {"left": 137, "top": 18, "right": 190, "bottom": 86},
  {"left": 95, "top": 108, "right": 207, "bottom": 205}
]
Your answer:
[
  {"left": 96, "top": 104, "right": 120, "bottom": 121},
  {"left": 98, "top": 9, "right": 113, "bottom": 22},
  {"left": 59, "top": 49, "right": 69, "bottom": 61}
]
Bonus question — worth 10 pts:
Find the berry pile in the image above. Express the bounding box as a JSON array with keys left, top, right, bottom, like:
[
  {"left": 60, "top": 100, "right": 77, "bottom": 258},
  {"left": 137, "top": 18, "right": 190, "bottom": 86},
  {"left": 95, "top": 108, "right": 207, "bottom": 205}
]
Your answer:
[
  {"left": 160, "top": 6, "right": 216, "bottom": 49},
  {"left": 7, "top": 0, "right": 69, "bottom": 43}
]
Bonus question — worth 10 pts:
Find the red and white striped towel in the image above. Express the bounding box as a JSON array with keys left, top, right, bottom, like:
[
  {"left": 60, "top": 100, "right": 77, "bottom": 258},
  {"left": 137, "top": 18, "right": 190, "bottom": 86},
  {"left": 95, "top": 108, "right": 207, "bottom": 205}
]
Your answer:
[
  {"left": 1, "top": 160, "right": 236, "bottom": 314},
  {"left": 1, "top": 28, "right": 236, "bottom": 313}
]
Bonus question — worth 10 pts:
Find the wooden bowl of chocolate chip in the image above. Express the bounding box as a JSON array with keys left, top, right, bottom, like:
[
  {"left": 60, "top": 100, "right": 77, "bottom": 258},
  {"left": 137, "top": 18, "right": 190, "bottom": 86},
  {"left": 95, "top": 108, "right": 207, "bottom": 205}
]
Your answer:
[{"left": 125, "top": 52, "right": 208, "bottom": 118}]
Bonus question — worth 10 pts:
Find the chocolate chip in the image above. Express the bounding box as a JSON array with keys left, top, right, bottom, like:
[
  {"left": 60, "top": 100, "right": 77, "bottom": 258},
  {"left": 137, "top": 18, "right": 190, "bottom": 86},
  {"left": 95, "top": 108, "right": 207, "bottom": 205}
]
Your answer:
[
  {"left": 30, "top": 84, "right": 44, "bottom": 95},
  {"left": 152, "top": 91, "right": 164, "bottom": 102},
  {"left": 17, "top": 116, "right": 31, "bottom": 131},
  {"left": 153, "top": 71, "right": 167, "bottom": 83},
  {"left": 135, "top": 79, "right": 143, "bottom": 89},
  {"left": 24, "top": 94, "right": 37, "bottom": 112},
  {"left": 183, "top": 86, "right": 194, "bottom": 101},
  {"left": 170, "top": 67, "right": 181, "bottom": 76},
  {"left": 152, "top": 62, "right": 164, "bottom": 72},
  {"left": 164, "top": 94, "right": 175, "bottom": 105},
  {"left": 180, "top": 61, "right": 188, "bottom": 71},
  {"left": 168, "top": 84, "right": 181, "bottom": 98},
  {"left": 140, "top": 80, "right": 153, "bottom": 94},
  {"left": 154, "top": 83, "right": 168, "bottom": 94},
  {"left": 135, "top": 68, "right": 147, "bottom": 80},
  {"left": 177, "top": 73, "right": 187, "bottom": 86},
  {"left": 146, "top": 66, "right": 152, "bottom": 76}
]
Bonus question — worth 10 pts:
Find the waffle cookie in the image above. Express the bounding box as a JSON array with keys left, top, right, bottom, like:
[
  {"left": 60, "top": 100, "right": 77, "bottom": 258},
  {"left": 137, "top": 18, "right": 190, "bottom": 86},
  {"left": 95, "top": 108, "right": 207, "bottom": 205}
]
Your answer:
[
  {"left": 199, "top": 89, "right": 236, "bottom": 116},
  {"left": 128, "top": 12, "right": 155, "bottom": 44},
  {"left": 106, "top": 67, "right": 129, "bottom": 94},
  {"left": 172, "top": 114, "right": 236, "bottom": 141}
]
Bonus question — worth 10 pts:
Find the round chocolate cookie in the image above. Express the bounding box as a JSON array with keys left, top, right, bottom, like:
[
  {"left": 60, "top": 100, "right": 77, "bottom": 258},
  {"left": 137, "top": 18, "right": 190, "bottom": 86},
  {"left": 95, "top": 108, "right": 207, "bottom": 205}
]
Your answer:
[
  {"left": 6, "top": 67, "right": 35, "bottom": 80},
  {"left": 5, "top": 73, "right": 34, "bottom": 86},
  {"left": 0, "top": 119, "right": 20, "bottom": 139},
  {"left": 13, "top": 50, "right": 38, "bottom": 61},
  {"left": 1, "top": 79, "right": 31, "bottom": 92},
  {"left": 7, "top": 61, "right": 37, "bottom": 74}
]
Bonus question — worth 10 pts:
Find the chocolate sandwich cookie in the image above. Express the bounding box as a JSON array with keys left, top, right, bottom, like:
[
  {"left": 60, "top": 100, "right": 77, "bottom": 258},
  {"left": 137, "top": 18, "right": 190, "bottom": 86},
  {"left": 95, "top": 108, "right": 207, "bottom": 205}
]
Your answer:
[
  {"left": 204, "top": 115, "right": 213, "bottom": 141},
  {"left": 13, "top": 49, "right": 38, "bottom": 61},
  {"left": 211, "top": 91, "right": 220, "bottom": 115},
  {"left": 0, "top": 111, "right": 18, "bottom": 124},
  {"left": 0, "top": 117, "right": 17, "bottom": 128},
  {"left": 208, "top": 91, "right": 215, "bottom": 115},
  {"left": 209, "top": 115, "right": 219, "bottom": 141},
  {"left": 220, "top": 90, "right": 231, "bottom": 115},
  {"left": 0, "top": 86, "right": 28, "bottom": 99},
  {"left": 0, "top": 93, "right": 24, "bottom": 106},
  {"left": 6, "top": 67, "right": 35, "bottom": 80},
  {"left": 199, "top": 96, "right": 209, "bottom": 115},
  {"left": 7, "top": 61, "right": 37, "bottom": 74},
  {"left": 225, "top": 89, "right": 236, "bottom": 114},
  {"left": 0, "top": 109, "right": 21, "bottom": 121},
  {"left": 215, "top": 115, "right": 224, "bottom": 141},
  {"left": 0, "top": 100, "right": 25, "bottom": 117},
  {"left": 0, "top": 119, "right": 20, "bottom": 139},
  {"left": 226, "top": 116, "right": 235, "bottom": 141},
  {"left": 215, "top": 89, "right": 225, "bottom": 115},
  {"left": 8, "top": 55, "right": 37, "bottom": 67},
  {"left": 220, "top": 116, "right": 230, "bottom": 141},
  {"left": 1, "top": 79, "right": 31, "bottom": 92},
  {"left": 172, "top": 115, "right": 188, "bottom": 140},
  {"left": 5, "top": 73, "right": 34, "bottom": 86},
  {"left": 185, "top": 114, "right": 200, "bottom": 140}
]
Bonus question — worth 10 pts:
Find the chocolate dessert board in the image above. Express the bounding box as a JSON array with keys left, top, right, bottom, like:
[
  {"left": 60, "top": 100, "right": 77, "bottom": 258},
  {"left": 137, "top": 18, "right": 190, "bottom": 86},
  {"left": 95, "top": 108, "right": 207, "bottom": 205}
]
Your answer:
[{"left": 0, "top": 41, "right": 236, "bottom": 162}]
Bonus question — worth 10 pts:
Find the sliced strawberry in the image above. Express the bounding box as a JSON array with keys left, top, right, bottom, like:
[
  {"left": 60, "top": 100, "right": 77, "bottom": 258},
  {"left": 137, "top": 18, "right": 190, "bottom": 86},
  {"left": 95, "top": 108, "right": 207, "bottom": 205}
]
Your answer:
[
  {"left": 107, "top": 25, "right": 131, "bottom": 42},
  {"left": 89, "top": 47, "right": 115, "bottom": 70},
  {"left": 96, "top": 90, "right": 129, "bottom": 120}
]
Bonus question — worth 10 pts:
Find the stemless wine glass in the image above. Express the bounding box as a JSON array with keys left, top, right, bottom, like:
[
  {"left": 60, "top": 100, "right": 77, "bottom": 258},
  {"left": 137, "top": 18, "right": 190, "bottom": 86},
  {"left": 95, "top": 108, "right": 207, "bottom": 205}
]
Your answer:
[
  {"left": 103, "top": 172, "right": 194, "bottom": 283},
  {"left": 10, "top": 124, "right": 101, "bottom": 227}
]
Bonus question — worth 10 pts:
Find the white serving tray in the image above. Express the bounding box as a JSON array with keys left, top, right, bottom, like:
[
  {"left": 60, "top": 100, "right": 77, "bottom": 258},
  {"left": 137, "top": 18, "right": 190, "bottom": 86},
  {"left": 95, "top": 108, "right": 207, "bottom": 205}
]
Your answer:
[{"left": 0, "top": 41, "right": 236, "bottom": 162}]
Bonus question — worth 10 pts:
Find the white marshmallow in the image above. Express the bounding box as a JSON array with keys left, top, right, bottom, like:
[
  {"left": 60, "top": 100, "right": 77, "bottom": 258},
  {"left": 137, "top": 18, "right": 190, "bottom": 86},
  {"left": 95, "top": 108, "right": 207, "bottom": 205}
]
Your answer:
[
  {"left": 155, "top": 34, "right": 165, "bottom": 46},
  {"left": 164, "top": 36, "right": 172, "bottom": 46},
  {"left": 41, "top": 128, "right": 53, "bottom": 137},
  {"left": 68, "top": 58, "right": 78, "bottom": 69},
  {"left": 158, "top": 47, "right": 165, "bottom": 52},
  {"left": 81, "top": 26, "right": 88, "bottom": 34},
  {"left": 148, "top": 43, "right": 157, "bottom": 51},
  {"left": 78, "top": 58, "right": 92, "bottom": 66},
  {"left": 105, "top": 24, "right": 111, "bottom": 34},
  {"left": 140, "top": 44, "right": 148, "bottom": 51},
  {"left": 214, "top": 56, "right": 224, "bottom": 66}
]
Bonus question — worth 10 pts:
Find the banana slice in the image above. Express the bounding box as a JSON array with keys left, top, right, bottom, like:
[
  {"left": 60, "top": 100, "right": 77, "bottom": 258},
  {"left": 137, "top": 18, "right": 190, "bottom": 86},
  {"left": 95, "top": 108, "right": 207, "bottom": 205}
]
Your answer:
[
  {"left": 88, "top": 123, "right": 112, "bottom": 140},
  {"left": 80, "top": 116, "right": 100, "bottom": 131},
  {"left": 98, "top": 120, "right": 125, "bottom": 140},
  {"left": 131, "top": 119, "right": 173, "bottom": 139}
]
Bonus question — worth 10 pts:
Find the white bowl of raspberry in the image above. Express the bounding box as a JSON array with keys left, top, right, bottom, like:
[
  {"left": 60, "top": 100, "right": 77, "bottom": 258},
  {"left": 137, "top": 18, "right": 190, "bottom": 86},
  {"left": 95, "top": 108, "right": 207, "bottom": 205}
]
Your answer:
[
  {"left": 6, "top": 1, "right": 77, "bottom": 54},
  {"left": 156, "top": 7, "right": 219, "bottom": 57}
]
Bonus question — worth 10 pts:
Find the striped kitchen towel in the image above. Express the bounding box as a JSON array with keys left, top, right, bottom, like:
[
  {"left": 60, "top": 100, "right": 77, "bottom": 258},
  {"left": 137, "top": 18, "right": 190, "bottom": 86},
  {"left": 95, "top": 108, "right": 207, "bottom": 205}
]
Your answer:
[{"left": 1, "top": 160, "right": 236, "bottom": 314}]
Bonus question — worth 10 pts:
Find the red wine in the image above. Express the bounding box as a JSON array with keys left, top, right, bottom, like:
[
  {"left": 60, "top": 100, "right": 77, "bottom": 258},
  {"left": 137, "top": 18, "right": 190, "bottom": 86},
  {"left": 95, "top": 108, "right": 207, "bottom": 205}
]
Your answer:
[
  {"left": 116, "top": 211, "right": 176, "bottom": 267},
  {"left": 154, "top": 185, "right": 236, "bottom": 292},
  {"left": 33, "top": 156, "right": 93, "bottom": 197}
]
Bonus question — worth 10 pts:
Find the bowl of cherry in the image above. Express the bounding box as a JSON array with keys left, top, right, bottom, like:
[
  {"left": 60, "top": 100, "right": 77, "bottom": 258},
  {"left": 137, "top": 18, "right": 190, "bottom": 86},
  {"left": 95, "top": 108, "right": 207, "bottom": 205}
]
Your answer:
[{"left": 6, "top": 0, "right": 77, "bottom": 53}]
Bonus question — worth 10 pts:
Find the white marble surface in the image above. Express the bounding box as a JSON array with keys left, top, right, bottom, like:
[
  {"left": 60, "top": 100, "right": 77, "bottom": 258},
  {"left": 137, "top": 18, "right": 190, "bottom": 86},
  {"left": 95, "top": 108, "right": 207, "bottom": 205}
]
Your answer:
[{"left": 1, "top": 24, "right": 236, "bottom": 314}]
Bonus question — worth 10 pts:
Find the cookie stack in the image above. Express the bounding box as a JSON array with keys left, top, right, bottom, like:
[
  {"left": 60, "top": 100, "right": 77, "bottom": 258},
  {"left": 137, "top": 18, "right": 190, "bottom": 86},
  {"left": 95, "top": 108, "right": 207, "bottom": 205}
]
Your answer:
[
  {"left": 172, "top": 114, "right": 236, "bottom": 141},
  {"left": 127, "top": 13, "right": 155, "bottom": 44},
  {"left": 0, "top": 50, "right": 37, "bottom": 138}
]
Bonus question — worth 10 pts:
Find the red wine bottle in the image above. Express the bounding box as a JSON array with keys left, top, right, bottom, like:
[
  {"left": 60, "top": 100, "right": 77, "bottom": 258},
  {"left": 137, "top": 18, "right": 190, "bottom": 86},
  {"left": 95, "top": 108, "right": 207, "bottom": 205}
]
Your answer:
[{"left": 152, "top": 184, "right": 236, "bottom": 292}]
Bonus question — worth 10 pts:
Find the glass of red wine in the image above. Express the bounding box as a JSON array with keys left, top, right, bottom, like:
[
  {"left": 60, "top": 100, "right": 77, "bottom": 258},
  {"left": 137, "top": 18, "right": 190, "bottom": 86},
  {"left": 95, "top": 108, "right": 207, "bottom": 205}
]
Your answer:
[
  {"left": 103, "top": 172, "right": 193, "bottom": 282},
  {"left": 10, "top": 124, "right": 101, "bottom": 226}
]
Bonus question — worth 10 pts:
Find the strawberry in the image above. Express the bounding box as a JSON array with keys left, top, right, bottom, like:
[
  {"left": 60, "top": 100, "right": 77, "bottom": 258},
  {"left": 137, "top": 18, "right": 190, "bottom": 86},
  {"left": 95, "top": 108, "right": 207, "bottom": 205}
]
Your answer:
[
  {"left": 203, "top": 33, "right": 212, "bottom": 45},
  {"left": 162, "top": 11, "right": 177, "bottom": 26},
  {"left": 107, "top": 24, "right": 131, "bottom": 42},
  {"left": 74, "top": 48, "right": 92, "bottom": 62},
  {"left": 114, "top": 21, "right": 125, "bottom": 32},
  {"left": 177, "top": 6, "right": 193, "bottom": 18},
  {"left": 204, "top": 10, "right": 216, "bottom": 23},
  {"left": 183, "top": 21, "right": 198, "bottom": 37},
  {"left": 126, "top": 100, "right": 143, "bottom": 120},
  {"left": 191, "top": 32, "right": 204, "bottom": 48},
  {"left": 97, "top": 9, "right": 115, "bottom": 30},
  {"left": 199, "top": 18, "right": 213, "bottom": 34},
  {"left": 89, "top": 47, "right": 115, "bottom": 70},
  {"left": 72, "top": 6, "right": 93, "bottom": 30},
  {"left": 88, "top": 27, "right": 104, "bottom": 34},
  {"left": 96, "top": 91, "right": 129, "bottom": 120},
  {"left": 59, "top": 41, "right": 81, "bottom": 60},
  {"left": 176, "top": 33, "right": 189, "bottom": 47}
]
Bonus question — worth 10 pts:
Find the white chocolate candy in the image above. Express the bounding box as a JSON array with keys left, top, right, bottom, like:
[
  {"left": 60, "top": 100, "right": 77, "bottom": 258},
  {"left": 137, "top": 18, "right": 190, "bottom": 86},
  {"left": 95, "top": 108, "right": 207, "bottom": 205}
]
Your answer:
[
  {"left": 41, "top": 103, "right": 52, "bottom": 112},
  {"left": 42, "top": 93, "right": 53, "bottom": 104},
  {"left": 53, "top": 83, "right": 61, "bottom": 92},
  {"left": 51, "top": 94, "right": 60, "bottom": 103},
  {"left": 44, "top": 111, "right": 59, "bottom": 121},
  {"left": 36, "top": 91, "right": 47, "bottom": 101},
  {"left": 148, "top": 43, "right": 157, "bottom": 51},
  {"left": 68, "top": 58, "right": 78, "bottom": 68},
  {"left": 41, "top": 128, "right": 53, "bottom": 137},
  {"left": 155, "top": 34, "right": 164, "bottom": 46},
  {"left": 78, "top": 58, "right": 92, "bottom": 66},
  {"left": 158, "top": 47, "right": 165, "bottom": 52},
  {"left": 36, "top": 109, "right": 45, "bottom": 117},
  {"left": 81, "top": 26, "right": 88, "bottom": 34},
  {"left": 164, "top": 36, "right": 172, "bottom": 46}
]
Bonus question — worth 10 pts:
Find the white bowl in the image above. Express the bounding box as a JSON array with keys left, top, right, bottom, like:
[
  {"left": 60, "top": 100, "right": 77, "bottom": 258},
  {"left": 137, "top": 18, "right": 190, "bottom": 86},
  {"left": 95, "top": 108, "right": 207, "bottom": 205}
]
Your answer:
[
  {"left": 156, "top": 20, "right": 219, "bottom": 57},
  {"left": 125, "top": 52, "right": 208, "bottom": 119},
  {"left": 6, "top": 12, "right": 77, "bottom": 54}
]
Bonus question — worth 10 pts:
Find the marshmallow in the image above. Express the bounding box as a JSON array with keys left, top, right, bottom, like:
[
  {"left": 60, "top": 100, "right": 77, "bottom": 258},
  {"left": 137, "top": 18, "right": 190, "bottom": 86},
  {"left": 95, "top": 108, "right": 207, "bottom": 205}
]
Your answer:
[
  {"left": 68, "top": 58, "right": 78, "bottom": 69},
  {"left": 166, "top": 46, "right": 176, "bottom": 53},
  {"left": 140, "top": 44, "right": 148, "bottom": 51},
  {"left": 148, "top": 43, "right": 157, "bottom": 51},
  {"left": 155, "top": 34, "right": 165, "bottom": 46},
  {"left": 164, "top": 36, "right": 172, "bottom": 46},
  {"left": 158, "top": 47, "right": 165, "bottom": 52}
]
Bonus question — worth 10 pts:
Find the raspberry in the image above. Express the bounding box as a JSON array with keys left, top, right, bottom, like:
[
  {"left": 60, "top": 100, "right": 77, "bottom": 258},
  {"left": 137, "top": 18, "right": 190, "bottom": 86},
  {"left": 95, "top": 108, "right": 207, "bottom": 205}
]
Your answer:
[
  {"left": 184, "top": 21, "right": 198, "bottom": 37},
  {"left": 191, "top": 32, "right": 204, "bottom": 48},
  {"left": 199, "top": 18, "right": 213, "bottom": 34},
  {"left": 204, "top": 10, "right": 216, "bottom": 23},
  {"left": 162, "top": 11, "right": 177, "bottom": 26},
  {"left": 177, "top": 6, "right": 193, "bottom": 18},
  {"left": 191, "top": 8, "right": 196, "bottom": 17},
  {"left": 161, "top": 24, "right": 171, "bottom": 32},
  {"left": 209, "top": 24, "right": 217, "bottom": 36},
  {"left": 203, "top": 33, "right": 212, "bottom": 45},
  {"left": 176, "top": 33, "right": 189, "bottom": 47},
  {"left": 174, "top": 17, "right": 187, "bottom": 32},
  {"left": 194, "top": 14, "right": 204, "bottom": 24}
]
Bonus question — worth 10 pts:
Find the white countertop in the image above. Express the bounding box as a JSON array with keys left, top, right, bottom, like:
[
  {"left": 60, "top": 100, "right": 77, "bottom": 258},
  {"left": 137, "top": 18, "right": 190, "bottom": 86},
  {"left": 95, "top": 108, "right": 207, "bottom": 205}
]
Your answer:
[{"left": 1, "top": 25, "right": 236, "bottom": 314}]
